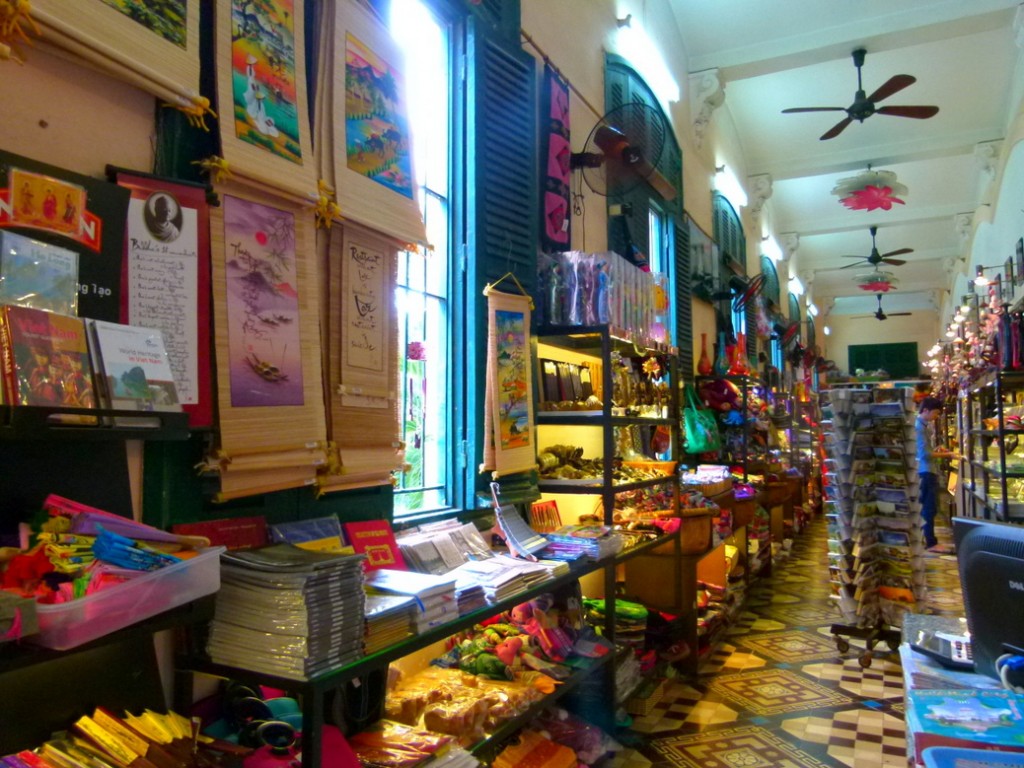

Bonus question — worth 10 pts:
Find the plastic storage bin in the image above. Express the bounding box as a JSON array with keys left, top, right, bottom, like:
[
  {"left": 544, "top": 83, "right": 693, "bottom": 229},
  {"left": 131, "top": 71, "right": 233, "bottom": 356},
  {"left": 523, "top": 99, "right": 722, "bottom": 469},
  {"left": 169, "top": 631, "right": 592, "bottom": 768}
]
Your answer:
[
  {"left": 923, "top": 746, "right": 1024, "bottom": 767},
  {"left": 33, "top": 546, "right": 225, "bottom": 650}
]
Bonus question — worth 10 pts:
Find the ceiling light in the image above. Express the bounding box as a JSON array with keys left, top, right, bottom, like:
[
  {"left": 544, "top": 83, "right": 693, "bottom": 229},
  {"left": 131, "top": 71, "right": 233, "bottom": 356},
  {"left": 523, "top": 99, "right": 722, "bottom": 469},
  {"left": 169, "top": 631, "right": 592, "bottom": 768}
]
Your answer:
[
  {"left": 823, "top": 326, "right": 830, "bottom": 336},
  {"left": 975, "top": 265, "right": 992, "bottom": 286},
  {"left": 714, "top": 164, "right": 748, "bottom": 209},
  {"left": 788, "top": 275, "right": 804, "bottom": 296},
  {"left": 808, "top": 303, "right": 819, "bottom": 317},
  {"left": 946, "top": 329, "right": 956, "bottom": 338}
]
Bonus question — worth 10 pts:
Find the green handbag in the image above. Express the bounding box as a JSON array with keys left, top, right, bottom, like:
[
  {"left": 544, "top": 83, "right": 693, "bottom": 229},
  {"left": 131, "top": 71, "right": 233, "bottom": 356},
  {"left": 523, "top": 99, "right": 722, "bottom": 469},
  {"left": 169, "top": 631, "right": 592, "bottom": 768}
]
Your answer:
[{"left": 682, "top": 384, "right": 721, "bottom": 454}]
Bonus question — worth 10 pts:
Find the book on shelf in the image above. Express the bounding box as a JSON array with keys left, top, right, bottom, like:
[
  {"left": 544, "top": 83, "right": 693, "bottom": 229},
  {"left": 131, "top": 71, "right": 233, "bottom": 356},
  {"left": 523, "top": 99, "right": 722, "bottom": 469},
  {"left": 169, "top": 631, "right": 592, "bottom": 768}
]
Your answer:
[
  {"left": 0, "top": 231, "right": 79, "bottom": 315},
  {"left": 0, "top": 304, "right": 96, "bottom": 415},
  {"left": 269, "top": 516, "right": 348, "bottom": 553},
  {"left": 86, "top": 319, "right": 181, "bottom": 413},
  {"left": 342, "top": 519, "right": 406, "bottom": 571},
  {"left": 365, "top": 568, "right": 457, "bottom": 600}
]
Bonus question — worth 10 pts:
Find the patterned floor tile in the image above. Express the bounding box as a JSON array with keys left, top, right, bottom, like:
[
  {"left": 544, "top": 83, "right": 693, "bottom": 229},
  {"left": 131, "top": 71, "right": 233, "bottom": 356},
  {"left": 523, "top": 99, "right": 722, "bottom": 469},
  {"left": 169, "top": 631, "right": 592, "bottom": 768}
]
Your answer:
[
  {"left": 698, "top": 642, "right": 737, "bottom": 675},
  {"left": 727, "top": 616, "right": 787, "bottom": 636},
  {"left": 740, "top": 630, "right": 844, "bottom": 663},
  {"left": 652, "top": 724, "right": 833, "bottom": 768},
  {"left": 767, "top": 603, "right": 840, "bottom": 626},
  {"left": 594, "top": 748, "right": 654, "bottom": 768},
  {"left": 708, "top": 668, "right": 852, "bottom": 716},
  {"left": 800, "top": 659, "right": 904, "bottom": 700},
  {"left": 683, "top": 699, "right": 742, "bottom": 727},
  {"left": 781, "top": 710, "right": 907, "bottom": 767},
  {"left": 721, "top": 651, "right": 768, "bottom": 671}
]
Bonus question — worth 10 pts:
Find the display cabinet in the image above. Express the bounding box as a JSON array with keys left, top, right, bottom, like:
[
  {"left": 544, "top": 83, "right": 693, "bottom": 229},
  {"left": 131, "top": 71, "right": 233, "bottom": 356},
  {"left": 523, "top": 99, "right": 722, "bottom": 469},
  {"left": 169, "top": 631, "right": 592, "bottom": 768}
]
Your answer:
[
  {"left": 962, "top": 369, "right": 1024, "bottom": 521},
  {"left": 534, "top": 324, "right": 681, "bottom": 526},
  {"left": 176, "top": 532, "right": 678, "bottom": 767},
  {"left": 696, "top": 374, "right": 767, "bottom": 481}
]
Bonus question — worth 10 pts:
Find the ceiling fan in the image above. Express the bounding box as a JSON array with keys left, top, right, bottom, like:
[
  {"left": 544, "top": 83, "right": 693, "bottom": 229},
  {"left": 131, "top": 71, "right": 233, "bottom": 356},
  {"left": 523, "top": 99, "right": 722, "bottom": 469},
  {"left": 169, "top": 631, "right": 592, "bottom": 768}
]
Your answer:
[
  {"left": 841, "top": 225, "right": 913, "bottom": 270},
  {"left": 570, "top": 102, "right": 676, "bottom": 201},
  {"left": 782, "top": 48, "right": 939, "bottom": 140},
  {"left": 854, "top": 294, "right": 913, "bottom": 321}
]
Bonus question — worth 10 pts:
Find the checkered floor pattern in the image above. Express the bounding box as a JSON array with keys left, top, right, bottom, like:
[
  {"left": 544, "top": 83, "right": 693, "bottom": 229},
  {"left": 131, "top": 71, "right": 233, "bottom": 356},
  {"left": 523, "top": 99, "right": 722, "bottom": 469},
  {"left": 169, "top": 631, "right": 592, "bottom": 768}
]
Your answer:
[{"left": 599, "top": 513, "right": 964, "bottom": 768}]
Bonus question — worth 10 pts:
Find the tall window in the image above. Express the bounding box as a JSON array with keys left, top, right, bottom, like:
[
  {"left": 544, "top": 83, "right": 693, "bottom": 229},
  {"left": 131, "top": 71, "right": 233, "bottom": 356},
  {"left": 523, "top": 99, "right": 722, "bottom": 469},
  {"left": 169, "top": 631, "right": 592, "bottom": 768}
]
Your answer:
[
  {"left": 648, "top": 203, "right": 673, "bottom": 345},
  {"left": 391, "top": 0, "right": 452, "bottom": 516}
]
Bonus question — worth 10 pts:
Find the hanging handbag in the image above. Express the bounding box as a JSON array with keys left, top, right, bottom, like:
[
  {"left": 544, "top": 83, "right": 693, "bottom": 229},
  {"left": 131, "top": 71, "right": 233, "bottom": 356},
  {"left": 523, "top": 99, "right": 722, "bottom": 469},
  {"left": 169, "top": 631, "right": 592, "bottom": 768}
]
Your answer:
[{"left": 682, "top": 384, "right": 721, "bottom": 454}]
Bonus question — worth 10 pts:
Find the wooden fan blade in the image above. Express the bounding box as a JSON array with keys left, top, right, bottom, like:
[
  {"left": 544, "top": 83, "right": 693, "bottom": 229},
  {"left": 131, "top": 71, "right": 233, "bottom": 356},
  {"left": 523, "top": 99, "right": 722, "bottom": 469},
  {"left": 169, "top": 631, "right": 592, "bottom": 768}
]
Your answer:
[
  {"left": 881, "top": 258, "right": 907, "bottom": 266},
  {"left": 876, "top": 105, "right": 939, "bottom": 119},
  {"left": 840, "top": 254, "right": 868, "bottom": 258},
  {"left": 782, "top": 107, "right": 847, "bottom": 113},
  {"left": 820, "top": 116, "right": 853, "bottom": 140},
  {"left": 593, "top": 125, "right": 629, "bottom": 155},
  {"left": 881, "top": 247, "right": 913, "bottom": 258},
  {"left": 841, "top": 260, "right": 868, "bottom": 269},
  {"left": 889, "top": 312, "right": 913, "bottom": 316},
  {"left": 868, "top": 74, "right": 916, "bottom": 104}
]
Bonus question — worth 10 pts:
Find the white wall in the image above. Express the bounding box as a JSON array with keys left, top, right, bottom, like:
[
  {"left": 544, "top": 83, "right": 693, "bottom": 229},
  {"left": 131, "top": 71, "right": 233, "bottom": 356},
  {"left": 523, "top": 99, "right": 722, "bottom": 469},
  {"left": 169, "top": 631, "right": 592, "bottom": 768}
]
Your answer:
[{"left": 824, "top": 312, "right": 939, "bottom": 377}]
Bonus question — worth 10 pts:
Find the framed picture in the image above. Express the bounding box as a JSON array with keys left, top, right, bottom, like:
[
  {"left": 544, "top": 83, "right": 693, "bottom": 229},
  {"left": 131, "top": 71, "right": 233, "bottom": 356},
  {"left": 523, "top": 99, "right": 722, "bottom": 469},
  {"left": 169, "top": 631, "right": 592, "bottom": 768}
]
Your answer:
[
  {"left": 1016, "top": 238, "right": 1024, "bottom": 286},
  {"left": 1006, "top": 256, "right": 1014, "bottom": 287}
]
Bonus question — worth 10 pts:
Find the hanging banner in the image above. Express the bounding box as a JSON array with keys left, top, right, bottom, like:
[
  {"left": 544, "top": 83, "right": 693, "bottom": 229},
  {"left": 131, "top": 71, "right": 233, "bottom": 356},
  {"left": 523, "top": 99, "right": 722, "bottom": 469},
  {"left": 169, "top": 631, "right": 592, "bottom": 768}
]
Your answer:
[
  {"left": 331, "top": 0, "right": 425, "bottom": 246},
  {"left": 214, "top": 0, "right": 316, "bottom": 198},
  {"left": 481, "top": 289, "right": 535, "bottom": 478},
  {"left": 32, "top": 0, "right": 201, "bottom": 104},
  {"left": 111, "top": 169, "right": 212, "bottom": 427}
]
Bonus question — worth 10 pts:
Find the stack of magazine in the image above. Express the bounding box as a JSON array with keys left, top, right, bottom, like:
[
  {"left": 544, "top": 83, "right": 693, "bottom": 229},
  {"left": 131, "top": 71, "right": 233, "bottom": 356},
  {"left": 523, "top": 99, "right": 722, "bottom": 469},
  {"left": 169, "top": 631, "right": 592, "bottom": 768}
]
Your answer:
[
  {"left": 365, "top": 569, "right": 459, "bottom": 633},
  {"left": 207, "top": 544, "right": 366, "bottom": 680},
  {"left": 544, "top": 524, "right": 622, "bottom": 560},
  {"left": 364, "top": 594, "right": 417, "bottom": 655}
]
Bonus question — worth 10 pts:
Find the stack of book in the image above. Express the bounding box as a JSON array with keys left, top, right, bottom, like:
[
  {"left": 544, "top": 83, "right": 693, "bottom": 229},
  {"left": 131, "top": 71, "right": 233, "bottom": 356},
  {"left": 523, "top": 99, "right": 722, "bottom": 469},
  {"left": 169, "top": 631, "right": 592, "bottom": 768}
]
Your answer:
[
  {"left": 207, "top": 544, "right": 366, "bottom": 680},
  {"left": 364, "top": 594, "right": 417, "bottom": 655},
  {"left": 544, "top": 524, "right": 622, "bottom": 560},
  {"left": 365, "top": 568, "right": 458, "bottom": 633}
]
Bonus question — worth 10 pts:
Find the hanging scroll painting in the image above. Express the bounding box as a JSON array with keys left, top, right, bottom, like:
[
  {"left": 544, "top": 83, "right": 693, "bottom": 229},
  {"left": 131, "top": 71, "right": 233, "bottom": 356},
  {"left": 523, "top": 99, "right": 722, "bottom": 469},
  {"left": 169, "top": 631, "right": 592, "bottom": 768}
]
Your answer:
[
  {"left": 31, "top": 0, "right": 200, "bottom": 103},
  {"left": 209, "top": 181, "right": 325, "bottom": 470},
  {"left": 221, "top": 193, "right": 304, "bottom": 408},
  {"left": 333, "top": 0, "right": 425, "bottom": 246},
  {"left": 482, "top": 290, "right": 535, "bottom": 478},
  {"left": 111, "top": 169, "right": 212, "bottom": 427},
  {"left": 215, "top": 0, "right": 315, "bottom": 197}
]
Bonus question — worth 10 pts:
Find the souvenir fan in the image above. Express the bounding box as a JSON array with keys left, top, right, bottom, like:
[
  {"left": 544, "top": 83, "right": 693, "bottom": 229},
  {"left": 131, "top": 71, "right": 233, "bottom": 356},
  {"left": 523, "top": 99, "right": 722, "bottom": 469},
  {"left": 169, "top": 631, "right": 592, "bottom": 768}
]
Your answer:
[
  {"left": 773, "top": 321, "right": 801, "bottom": 349},
  {"left": 832, "top": 169, "right": 908, "bottom": 211}
]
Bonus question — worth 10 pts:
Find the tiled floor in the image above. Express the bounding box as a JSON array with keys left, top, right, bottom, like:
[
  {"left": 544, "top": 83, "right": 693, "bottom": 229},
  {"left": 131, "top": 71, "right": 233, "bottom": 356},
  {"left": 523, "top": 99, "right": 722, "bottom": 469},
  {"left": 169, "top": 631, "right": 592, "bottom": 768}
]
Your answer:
[{"left": 601, "top": 513, "right": 964, "bottom": 768}]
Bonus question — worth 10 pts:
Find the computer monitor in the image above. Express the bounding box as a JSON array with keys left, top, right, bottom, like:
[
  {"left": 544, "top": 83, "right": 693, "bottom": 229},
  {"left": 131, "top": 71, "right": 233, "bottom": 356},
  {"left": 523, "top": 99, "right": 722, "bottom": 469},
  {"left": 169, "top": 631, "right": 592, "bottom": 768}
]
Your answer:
[{"left": 954, "top": 516, "right": 1024, "bottom": 679}]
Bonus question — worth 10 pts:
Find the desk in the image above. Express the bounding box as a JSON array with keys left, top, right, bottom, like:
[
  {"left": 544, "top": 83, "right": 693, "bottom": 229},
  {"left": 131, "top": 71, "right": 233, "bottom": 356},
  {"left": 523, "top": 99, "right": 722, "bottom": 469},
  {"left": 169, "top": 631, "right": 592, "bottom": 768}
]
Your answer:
[{"left": 901, "top": 615, "right": 1024, "bottom": 766}]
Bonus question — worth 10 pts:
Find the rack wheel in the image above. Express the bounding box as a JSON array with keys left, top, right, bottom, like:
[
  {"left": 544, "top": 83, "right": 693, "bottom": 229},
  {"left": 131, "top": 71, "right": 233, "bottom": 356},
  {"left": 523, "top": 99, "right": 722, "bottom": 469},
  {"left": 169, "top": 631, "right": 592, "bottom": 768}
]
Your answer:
[
  {"left": 886, "top": 637, "right": 900, "bottom": 651},
  {"left": 859, "top": 652, "right": 873, "bottom": 668},
  {"left": 835, "top": 637, "right": 850, "bottom": 653}
]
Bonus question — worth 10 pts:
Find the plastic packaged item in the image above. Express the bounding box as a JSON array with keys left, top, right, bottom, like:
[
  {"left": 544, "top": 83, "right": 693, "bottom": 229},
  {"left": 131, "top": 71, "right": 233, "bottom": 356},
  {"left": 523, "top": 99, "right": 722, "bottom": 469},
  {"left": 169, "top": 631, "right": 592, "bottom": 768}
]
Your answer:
[{"left": 33, "top": 546, "right": 225, "bottom": 649}]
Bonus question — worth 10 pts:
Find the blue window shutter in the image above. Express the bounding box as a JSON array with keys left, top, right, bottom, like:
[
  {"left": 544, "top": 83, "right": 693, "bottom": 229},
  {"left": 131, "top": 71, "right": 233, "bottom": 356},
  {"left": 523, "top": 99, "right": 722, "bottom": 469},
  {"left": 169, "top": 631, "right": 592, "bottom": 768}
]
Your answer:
[
  {"left": 789, "top": 292, "right": 801, "bottom": 327},
  {"left": 674, "top": 218, "right": 693, "bottom": 380},
  {"left": 462, "top": 15, "right": 537, "bottom": 509},
  {"left": 760, "top": 255, "right": 780, "bottom": 305},
  {"left": 467, "top": 0, "right": 520, "bottom": 45}
]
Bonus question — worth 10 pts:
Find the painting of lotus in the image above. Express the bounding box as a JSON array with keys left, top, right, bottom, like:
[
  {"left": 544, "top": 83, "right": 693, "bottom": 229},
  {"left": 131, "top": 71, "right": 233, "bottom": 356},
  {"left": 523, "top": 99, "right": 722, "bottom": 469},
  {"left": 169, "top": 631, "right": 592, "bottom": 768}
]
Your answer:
[
  {"left": 99, "top": 0, "right": 187, "bottom": 48},
  {"left": 495, "top": 309, "right": 530, "bottom": 450},
  {"left": 345, "top": 32, "right": 414, "bottom": 198},
  {"left": 223, "top": 194, "right": 304, "bottom": 407},
  {"left": 230, "top": 0, "right": 303, "bottom": 164}
]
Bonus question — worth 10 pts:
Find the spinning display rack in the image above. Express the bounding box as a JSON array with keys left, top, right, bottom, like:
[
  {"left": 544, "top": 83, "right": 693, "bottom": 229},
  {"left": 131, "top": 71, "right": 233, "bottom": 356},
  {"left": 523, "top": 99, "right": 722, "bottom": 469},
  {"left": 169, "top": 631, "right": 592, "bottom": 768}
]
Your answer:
[{"left": 821, "top": 386, "right": 927, "bottom": 666}]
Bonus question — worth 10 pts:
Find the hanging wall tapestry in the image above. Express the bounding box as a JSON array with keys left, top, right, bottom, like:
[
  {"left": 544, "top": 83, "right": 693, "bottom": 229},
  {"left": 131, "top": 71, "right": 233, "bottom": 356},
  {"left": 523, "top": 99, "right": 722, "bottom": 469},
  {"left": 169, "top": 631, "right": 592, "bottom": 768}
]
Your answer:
[
  {"left": 31, "top": 0, "right": 201, "bottom": 105},
  {"left": 215, "top": 0, "right": 315, "bottom": 198},
  {"left": 208, "top": 180, "right": 326, "bottom": 501},
  {"left": 481, "top": 288, "right": 535, "bottom": 478},
  {"left": 112, "top": 169, "right": 212, "bottom": 427},
  {"left": 320, "top": 221, "right": 402, "bottom": 493},
  {"left": 330, "top": 0, "right": 425, "bottom": 247},
  {"left": 540, "top": 64, "right": 571, "bottom": 253}
]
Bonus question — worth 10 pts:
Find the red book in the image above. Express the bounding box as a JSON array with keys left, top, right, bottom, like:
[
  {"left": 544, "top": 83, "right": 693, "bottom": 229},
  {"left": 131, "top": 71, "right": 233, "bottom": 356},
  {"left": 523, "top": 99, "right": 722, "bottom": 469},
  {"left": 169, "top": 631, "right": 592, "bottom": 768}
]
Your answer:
[
  {"left": 172, "top": 516, "right": 268, "bottom": 550},
  {"left": 1, "top": 305, "right": 95, "bottom": 409},
  {"left": 342, "top": 519, "right": 406, "bottom": 572}
]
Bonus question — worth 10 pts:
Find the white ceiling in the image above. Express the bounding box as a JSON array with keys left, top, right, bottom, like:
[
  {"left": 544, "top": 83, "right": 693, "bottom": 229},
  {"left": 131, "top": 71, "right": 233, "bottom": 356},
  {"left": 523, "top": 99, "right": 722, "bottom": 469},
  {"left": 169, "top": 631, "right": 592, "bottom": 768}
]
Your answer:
[{"left": 668, "top": 0, "right": 1021, "bottom": 317}]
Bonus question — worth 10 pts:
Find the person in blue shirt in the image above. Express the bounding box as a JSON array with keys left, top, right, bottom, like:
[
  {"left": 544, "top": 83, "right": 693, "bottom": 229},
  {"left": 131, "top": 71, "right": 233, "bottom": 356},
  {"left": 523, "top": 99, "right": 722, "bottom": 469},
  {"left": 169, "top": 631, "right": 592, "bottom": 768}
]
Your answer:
[{"left": 916, "top": 396, "right": 953, "bottom": 549}]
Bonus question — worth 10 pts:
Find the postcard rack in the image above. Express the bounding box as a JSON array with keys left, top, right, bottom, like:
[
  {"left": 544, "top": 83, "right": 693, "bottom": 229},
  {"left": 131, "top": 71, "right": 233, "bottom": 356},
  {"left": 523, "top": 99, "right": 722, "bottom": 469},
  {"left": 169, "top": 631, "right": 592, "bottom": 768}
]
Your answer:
[{"left": 822, "top": 386, "right": 926, "bottom": 666}]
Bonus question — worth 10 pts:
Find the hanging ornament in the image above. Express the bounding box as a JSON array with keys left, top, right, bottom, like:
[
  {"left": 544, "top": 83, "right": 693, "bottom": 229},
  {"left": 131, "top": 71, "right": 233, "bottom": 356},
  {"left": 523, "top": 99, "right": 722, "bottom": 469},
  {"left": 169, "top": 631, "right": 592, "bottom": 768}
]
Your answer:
[
  {"left": 831, "top": 169, "right": 908, "bottom": 212},
  {"left": 857, "top": 270, "right": 899, "bottom": 292}
]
